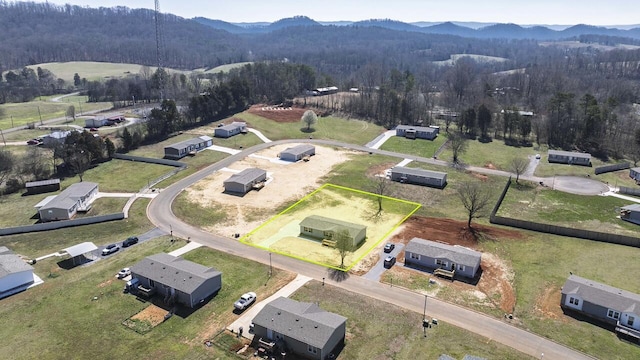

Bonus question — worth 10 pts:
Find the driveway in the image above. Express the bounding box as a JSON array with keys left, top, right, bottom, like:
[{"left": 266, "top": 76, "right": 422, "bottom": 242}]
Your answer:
[{"left": 363, "top": 243, "right": 404, "bottom": 281}]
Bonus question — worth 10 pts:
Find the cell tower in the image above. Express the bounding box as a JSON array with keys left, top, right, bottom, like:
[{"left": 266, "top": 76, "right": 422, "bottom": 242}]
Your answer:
[{"left": 154, "top": 0, "right": 164, "bottom": 69}]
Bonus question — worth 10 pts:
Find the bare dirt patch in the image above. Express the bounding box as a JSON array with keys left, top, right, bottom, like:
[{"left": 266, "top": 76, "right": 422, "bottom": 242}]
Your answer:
[
  {"left": 131, "top": 304, "right": 168, "bottom": 326},
  {"left": 184, "top": 145, "right": 359, "bottom": 236},
  {"left": 97, "top": 279, "right": 113, "bottom": 288},
  {"left": 389, "top": 216, "right": 524, "bottom": 313},
  {"left": 247, "top": 104, "right": 309, "bottom": 123},
  {"left": 535, "top": 284, "right": 565, "bottom": 320}
]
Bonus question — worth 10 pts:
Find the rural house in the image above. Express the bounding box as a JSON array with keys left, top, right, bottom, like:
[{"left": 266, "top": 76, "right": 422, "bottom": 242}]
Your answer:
[
  {"left": 130, "top": 253, "right": 222, "bottom": 308},
  {"left": 84, "top": 117, "right": 109, "bottom": 128},
  {"left": 620, "top": 204, "right": 640, "bottom": 225},
  {"left": 279, "top": 144, "right": 316, "bottom": 162},
  {"left": 223, "top": 168, "right": 267, "bottom": 194},
  {"left": 404, "top": 238, "right": 482, "bottom": 280},
  {"left": 630, "top": 168, "right": 640, "bottom": 182},
  {"left": 164, "top": 135, "right": 213, "bottom": 159},
  {"left": 252, "top": 297, "right": 347, "bottom": 360},
  {"left": 41, "top": 130, "right": 72, "bottom": 147},
  {"left": 547, "top": 150, "right": 591, "bottom": 166},
  {"left": 390, "top": 166, "right": 447, "bottom": 188},
  {"left": 0, "top": 246, "right": 39, "bottom": 300},
  {"left": 395, "top": 125, "right": 439, "bottom": 140},
  {"left": 214, "top": 121, "right": 247, "bottom": 138},
  {"left": 25, "top": 178, "right": 60, "bottom": 195},
  {"left": 36, "top": 182, "right": 99, "bottom": 222},
  {"left": 561, "top": 274, "right": 640, "bottom": 340},
  {"left": 299, "top": 215, "right": 366, "bottom": 247}
]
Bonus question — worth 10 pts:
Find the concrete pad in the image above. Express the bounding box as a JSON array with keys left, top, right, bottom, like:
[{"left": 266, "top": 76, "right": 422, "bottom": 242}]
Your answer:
[
  {"left": 168, "top": 241, "right": 203, "bottom": 257},
  {"left": 226, "top": 274, "right": 312, "bottom": 340},
  {"left": 247, "top": 128, "right": 272, "bottom": 143}
]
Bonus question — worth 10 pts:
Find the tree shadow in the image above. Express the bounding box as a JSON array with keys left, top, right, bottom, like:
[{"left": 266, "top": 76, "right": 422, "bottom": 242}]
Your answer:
[
  {"left": 327, "top": 268, "right": 349, "bottom": 282},
  {"left": 300, "top": 127, "right": 316, "bottom": 133}
]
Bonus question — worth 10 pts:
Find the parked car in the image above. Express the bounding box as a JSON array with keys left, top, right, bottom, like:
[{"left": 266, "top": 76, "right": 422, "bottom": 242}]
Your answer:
[
  {"left": 383, "top": 255, "right": 396, "bottom": 268},
  {"left": 234, "top": 292, "right": 257, "bottom": 310},
  {"left": 383, "top": 243, "right": 395, "bottom": 253},
  {"left": 102, "top": 244, "right": 120, "bottom": 256},
  {"left": 122, "top": 236, "right": 139, "bottom": 247},
  {"left": 117, "top": 268, "right": 131, "bottom": 279},
  {"left": 535, "top": 154, "right": 541, "bottom": 159},
  {"left": 26, "top": 139, "right": 40, "bottom": 145}
]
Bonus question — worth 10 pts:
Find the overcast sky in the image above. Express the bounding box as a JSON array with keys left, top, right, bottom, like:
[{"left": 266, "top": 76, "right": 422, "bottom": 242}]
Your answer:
[{"left": 39, "top": 0, "right": 638, "bottom": 26}]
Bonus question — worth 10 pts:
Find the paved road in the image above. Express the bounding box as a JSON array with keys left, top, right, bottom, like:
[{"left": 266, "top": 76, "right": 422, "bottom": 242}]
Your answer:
[{"left": 146, "top": 138, "right": 595, "bottom": 359}]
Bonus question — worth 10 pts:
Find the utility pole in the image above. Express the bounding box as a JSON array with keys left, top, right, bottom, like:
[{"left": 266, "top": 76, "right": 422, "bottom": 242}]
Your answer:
[
  {"left": 37, "top": 106, "right": 43, "bottom": 125},
  {"left": 10, "top": 115, "right": 14, "bottom": 128},
  {"left": 423, "top": 295, "right": 428, "bottom": 337},
  {"left": 269, "top": 252, "right": 272, "bottom": 277}
]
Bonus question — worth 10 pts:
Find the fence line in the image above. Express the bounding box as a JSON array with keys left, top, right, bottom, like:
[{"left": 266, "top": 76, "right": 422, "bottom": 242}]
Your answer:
[
  {"left": 594, "top": 162, "right": 630, "bottom": 175},
  {"left": 490, "top": 178, "right": 640, "bottom": 248},
  {"left": 0, "top": 213, "right": 124, "bottom": 236}
]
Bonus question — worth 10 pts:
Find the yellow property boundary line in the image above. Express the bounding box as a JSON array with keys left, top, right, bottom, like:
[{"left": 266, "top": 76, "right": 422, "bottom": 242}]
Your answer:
[{"left": 240, "top": 183, "right": 421, "bottom": 271}]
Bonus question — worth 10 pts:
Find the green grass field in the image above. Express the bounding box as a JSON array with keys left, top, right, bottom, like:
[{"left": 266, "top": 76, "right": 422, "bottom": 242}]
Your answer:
[
  {"left": 379, "top": 135, "right": 447, "bottom": 159},
  {"left": 68, "top": 158, "right": 175, "bottom": 193},
  {"left": 242, "top": 184, "right": 420, "bottom": 270},
  {"left": 438, "top": 137, "right": 540, "bottom": 170},
  {"left": 0, "top": 96, "right": 111, "bottom": 129},
  {"left": 0, "top": 238, "right": 293, "bottom": 360},
  {"left": 22, "top": 61, "right": 186, "bottom": 82},
  {"left": 497, "top": 180, "right": 640, "bottom": 236},
  {"left": 234, "top": 112, "right": 386, "bottom": 145},
  {"left": 292, "top": 281, "right": 532, "bottom": 359}
]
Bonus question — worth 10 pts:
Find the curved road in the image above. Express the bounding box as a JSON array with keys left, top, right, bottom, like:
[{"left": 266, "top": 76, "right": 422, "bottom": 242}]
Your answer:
[{"left": 147, "top": 139, "right": 595, "bottom": 360}]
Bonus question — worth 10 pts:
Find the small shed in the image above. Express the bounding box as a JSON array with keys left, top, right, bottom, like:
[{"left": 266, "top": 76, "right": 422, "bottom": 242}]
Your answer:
[
  {"left": 279, "top": 144, "right": 316, "bottom": 162},
  {"left": 548, "top": 150, "right": 591, "bottom": 166},
  {"left": 164, "top": 136, "right": 213, "bottom": 159},
  {"left": 60, "top": 242, "right": 98, "bottom": 267},
  {"left": 214, "top": 122, "right": 246, "bottom": 138},
  {"left": 223, "top": 168, "right": 267, "bottom": 194},
  {"left": 390, "top": 166, "right": 447, "bottom": 188},
  {"left": 25, "top": 178, "right": 61, "bottom": 195},
  {"left": 85, "top": 117, "right": 109, "bottom": 128}
]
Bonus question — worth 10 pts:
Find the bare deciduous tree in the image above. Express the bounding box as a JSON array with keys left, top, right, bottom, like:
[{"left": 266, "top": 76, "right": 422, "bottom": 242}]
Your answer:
[
  {"left": 509, "top": 157, "right": 529, "bottom": 183},
  {"left": 0, "top": 150, "right": 14, "bottom": 194},
  {"left": 334, "top": 229, "right": 354, "bottom": 269},
  {"left": 371, "top": 176, "right": 390, "bottom": 215},
  {"left": 457, "top": 181, "right": 493, "bottom": 228},
  {"left": 67, "top": 151, "right": 91, "bottom": 181},
  {"left": 449, "top": 132, "right": 468, "bottom": 164}
]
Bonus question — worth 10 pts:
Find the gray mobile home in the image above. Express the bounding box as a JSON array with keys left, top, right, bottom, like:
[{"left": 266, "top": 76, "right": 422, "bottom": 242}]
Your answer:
[
  {"left": 561, "top": 274, "right": 640, "bottom": 339},
  {"left": 547, "top": 150, "right": 591, "bottom": 166},
  {"left": 223, "top": 168, "right": 267, "bottom": 194},
  {"left": 164, "top": 136, "right": 213, "bottom": 159},
  {"left": 630, "top": 168, "right": 640, "bottom": 182},
  {"left": 214, "top": 122, "right": 246, "bottom": 138},
  {"left": 404, "top": 238, "right": 482, "bottom": 280},
  {"left": 279, "top": 144, "right": 316, "bottom": 162},
  {"left": 396, "top": 125, "right": 439, "bottom": 140},
  {"left": 390, "top": 166, "right": 447, "bottom": 188},
  {"left": 0, "top": 246, "right": 37, "bottom": 300},
  {"left": 252, "top": 297, "right": 346, "bottom": 360},
  {"left": 130, "top": 253, "right": 222, "bottom": 308},
  {"left": 620, "top": 204, "right": 640, "bottom": 225},
  {"left": 37, "top": 182, "right": 99, "bottom": 222},
  {"left": 299, "top": 215, "right": 366, "bottom": 247}
]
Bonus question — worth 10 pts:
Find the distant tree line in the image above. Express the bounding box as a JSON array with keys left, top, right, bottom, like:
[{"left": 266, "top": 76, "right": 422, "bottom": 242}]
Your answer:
[{"left": 0, "top": 66, "right": 68, "bottom": 103}]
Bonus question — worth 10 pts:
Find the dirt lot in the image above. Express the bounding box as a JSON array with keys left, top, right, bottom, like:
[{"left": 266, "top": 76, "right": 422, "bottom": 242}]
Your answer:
[
  {"left": 185, "top": 144, "right": 359, "bottom": 236},
  {"left": 386, "top": 216, "right": 525, "bottom": 313},
  {"left": 131, "top": 304, "right": 169, "bottom": 327}
]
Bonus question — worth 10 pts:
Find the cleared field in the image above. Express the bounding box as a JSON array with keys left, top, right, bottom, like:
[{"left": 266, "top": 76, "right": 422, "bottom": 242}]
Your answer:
[
  {"left": 497, "top": 180, "right": 640, "bottom": 236},
  {"left": 433, "top": 53, "right": 510, "bottom": 66},
  {"left": 22, "top": 61, "right": 187, "bottom": 82},
  {"left": 0, "top": 238, "right": 293, "bottom": 360},
  {"left": 292, "top": 281, "right": 532, "bottom": 359},
  {"left": 69, "top": 158, "right": 176, "bottom": 193},
  {"left": 438, "top": 137, "right": 539, "bottom": 170},
  {"left": 234, "top": 111, "right": 386, "bottom": 145},
  {"left": 242, "top": 184, "right": 420, "bottom": 270},
  {"left": 0, "top": 97, "right": 111, "bottom": 129}
]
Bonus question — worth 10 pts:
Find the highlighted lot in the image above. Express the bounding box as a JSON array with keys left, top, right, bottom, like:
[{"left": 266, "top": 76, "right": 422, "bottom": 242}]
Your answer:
[{"left": 241, "top": 184, "right": 421, "bottom": 270}]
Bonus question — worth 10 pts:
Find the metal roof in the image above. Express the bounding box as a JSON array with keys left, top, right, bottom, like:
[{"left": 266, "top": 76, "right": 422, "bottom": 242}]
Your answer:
[
  {"left": 0, "top": 246, "right": 34, "bottom": 278},
  {"left": 391, "top": 166, "right": 447, "bottom": 180},
  {"left": 281, "top": 144, "right": 315, "bottom": 157},
  {"left": 63, "top": 242, "right": 98, "bottom": 257},
  {"left": 165, "top": 136, "right": 212, "bottom": 151},
  {"left": 252, "top": 297, "right": 346, "bottom": 349},
  {"left": 130, "top": 253, "right": 221, "bottom": 295},
  {"left": 218, "top": 122, "right": 246, "bottom": 132},
  {"left": 299, "top": 215, "right": 366, "bottom": 239},
  {"left": 548, "top": 149, "right": 591, "bottom": 159},
  {"left": 622, "top": 204, "right": 640, "bottom": 212},
  {"left": 562, "top": 275, "right": 640, "bottom": 313},
  {"left": 396, "top": 124, "right": 438, "bottom": 133},
  {"left": 25, "top": 178, "right": 60, "bottom": 188},
  {"left": 34, "top": 195, "right": 58, "bottom": 209},
  {"left": 405, "top": 238, "right": 481, "bottom": 267},
  {"left": 40, "top": 182, "right": 98, "bottom": 211},
  {"left": 224, "top": 168, "right": 266, "bottom": 186}
]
